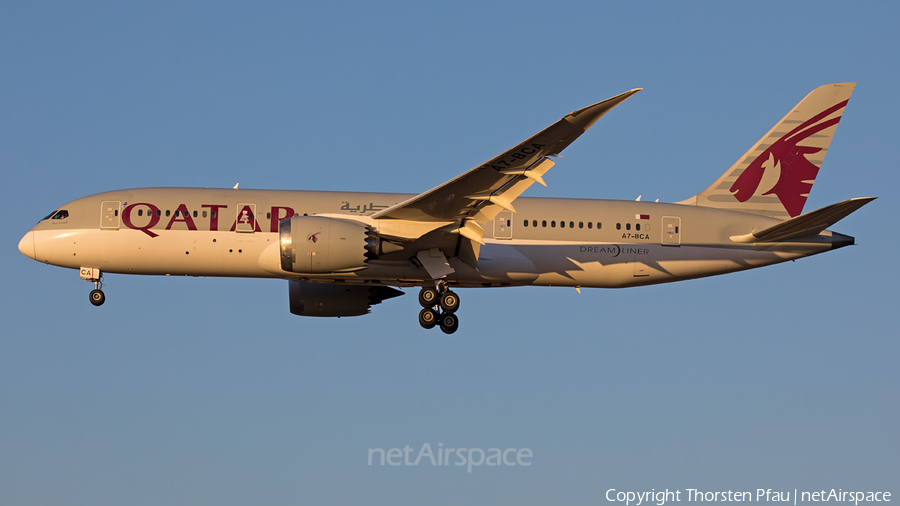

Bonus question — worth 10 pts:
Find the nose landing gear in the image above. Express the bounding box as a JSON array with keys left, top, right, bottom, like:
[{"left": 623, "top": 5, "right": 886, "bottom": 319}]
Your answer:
[
  {"left": 80, "top": 267, "right": 105, "bottom": 306},
  {"left": 417, "top": 283, "right": 460, "bottom": 334},
  {"left": 89, "top": 286, "right": 105, "bottom": 306}
]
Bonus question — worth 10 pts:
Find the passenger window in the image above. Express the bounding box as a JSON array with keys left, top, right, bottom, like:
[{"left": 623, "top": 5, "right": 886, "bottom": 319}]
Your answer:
[
  {"left": 588, "top": 222, "right": 593, "bottom": 229},
  {"left": 560, "top": 221, "right": 565, "bottom": 228},
  {"left": 267, "top": 212, "right": 272, "bottom": 219},
  {"left": 138, "top": 209, "right": 143, "bottom": 217},
  {"left": 211, "top": 211, "right": 217, "bottom": 218},
  {"left": 551, "top": 221, "right": 556, "bottom": 228},
  {"left": 636, "top": 224, "right": 641, "bottom": 231},
  {"left": 579, "top": 222, "right": 583, "bottom": 229},
  {"left": 569, "top": 221, "right": 574, "bottom": 228},
  {"left": 626, "top": 223, "right": 631, "bottom": 230},
  {"left": 542, "top": 220, "right": 547, "bottom": 227},
  {"left": 202, "top": 211, "right": 208, "bottom": 218},
  {"left": 597, "top": 222, "right": 602, "bottom": 229},
  {"left": 156, "top": 210, "right": 161, "bottom": 217},
  {"left": 523, "top": 220, "right": 528, "bottom": 227},
  {"left": 193, "top": 211, "right": 198, "bottom": 218},
  {"left": 166, "top": 210, "right": 171, "bottom": 217},
  {"left": 533, "top": 220, "right": 537, "bottom": 227},
  {"left": 616, "top": 223, "right": 621, "bottom": 230}
]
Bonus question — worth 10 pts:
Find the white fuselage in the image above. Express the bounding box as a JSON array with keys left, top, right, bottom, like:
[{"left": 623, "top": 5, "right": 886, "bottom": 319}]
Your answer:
[{"left": 19, "top": 187, "right": 845, "bottom": 290}]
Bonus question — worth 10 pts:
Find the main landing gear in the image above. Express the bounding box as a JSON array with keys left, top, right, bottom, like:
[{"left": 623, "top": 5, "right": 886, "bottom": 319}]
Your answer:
[{"left": 417, "top": 283, "right": 460, "bottom": 334}]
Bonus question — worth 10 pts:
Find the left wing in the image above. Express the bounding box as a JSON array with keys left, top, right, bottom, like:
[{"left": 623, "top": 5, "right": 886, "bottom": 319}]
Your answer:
[{"left": 372, "top": 88, "right": 641, "bottom": 227}]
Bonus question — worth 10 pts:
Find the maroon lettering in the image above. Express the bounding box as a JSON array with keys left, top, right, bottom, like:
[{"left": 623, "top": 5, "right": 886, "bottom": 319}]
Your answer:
[
  {"left": 269, "top": 206, "right": 296, "bottom": 232},
  {"left": 201, "top": 204, "right": 228, "bottom": 231},
  {"left": 229, "top": 204, "right": 262, "bottom": 232},
  {"left": 165, "top": 203, "right": 198, "bottom": 230},
  {"left": 122, "top": 203, "right": 161, "bottom": 238}
]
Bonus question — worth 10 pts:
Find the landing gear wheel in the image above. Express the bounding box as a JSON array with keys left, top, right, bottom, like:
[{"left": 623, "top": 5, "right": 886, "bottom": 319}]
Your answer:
[
  {"left": 89, "top": 289, "right": 106, "bottom": 306},
  {"left": 439, "top": 312, "right": 459, "bottom": 335},
  {"left": 439, "top": 290, "right": 460, "bottom": 313},
  {"left": 418, "top": 308, "right": 438, "bottom": 329},
  {"left": 418, "top": 287, "right": 439, "bottom": 308}
]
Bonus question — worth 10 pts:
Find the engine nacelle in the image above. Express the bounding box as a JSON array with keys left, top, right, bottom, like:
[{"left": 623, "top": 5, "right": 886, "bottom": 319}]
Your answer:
[
  {"left": 279, "top": 216, "right": 376, "bottom": 274},
  {"left": 289, "top": 281, "right": 404, "bottom": 317}
]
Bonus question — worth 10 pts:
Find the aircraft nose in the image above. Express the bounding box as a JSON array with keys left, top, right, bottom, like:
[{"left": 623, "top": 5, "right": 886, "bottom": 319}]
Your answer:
[{"left": 18, "top": 231, "right": 36, "bottom": 260}]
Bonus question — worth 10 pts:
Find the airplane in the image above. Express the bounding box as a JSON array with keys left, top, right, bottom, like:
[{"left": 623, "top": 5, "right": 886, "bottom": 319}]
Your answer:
[{"left": 18, "top": 83, "right": 874, "bottom": 334}]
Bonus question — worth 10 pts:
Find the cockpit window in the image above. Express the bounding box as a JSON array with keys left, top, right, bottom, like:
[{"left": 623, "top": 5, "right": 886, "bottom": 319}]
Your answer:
[{"left": 39, "top": 210, "right": 68, "bottom": 222}]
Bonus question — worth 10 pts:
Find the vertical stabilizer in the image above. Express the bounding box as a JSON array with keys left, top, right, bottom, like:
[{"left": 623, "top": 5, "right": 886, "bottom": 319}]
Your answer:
[{"left": 677, "top": 83, "right": 856, "bottom": 219}]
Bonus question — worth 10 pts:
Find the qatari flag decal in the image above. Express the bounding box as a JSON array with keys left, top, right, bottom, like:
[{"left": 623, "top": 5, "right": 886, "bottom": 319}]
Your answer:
[{"left": 635, "top": 214, "right": 650, "bottom": 220}]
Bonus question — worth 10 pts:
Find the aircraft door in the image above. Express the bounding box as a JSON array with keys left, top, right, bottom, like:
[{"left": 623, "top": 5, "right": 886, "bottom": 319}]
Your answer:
[
  {"left": 236, "top": 203, "right": 257, "bottom": 233},
  {"left": 494, "top": 211, "right": 513, "bottom": 239},
  {"left": 100, "top": 201, "right": 120, "bottom": 229},
  {"left": 662, "top": 216, "right": 681, "bottom": 246}
]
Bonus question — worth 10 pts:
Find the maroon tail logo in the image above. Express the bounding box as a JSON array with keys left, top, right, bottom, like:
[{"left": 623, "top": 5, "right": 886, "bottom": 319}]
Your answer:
[
  {"left": 307, "top": 232, "right": 321, "bottom": 243},
  {"left": 730, "top": 100, "right": 847, "bottom": 217}
]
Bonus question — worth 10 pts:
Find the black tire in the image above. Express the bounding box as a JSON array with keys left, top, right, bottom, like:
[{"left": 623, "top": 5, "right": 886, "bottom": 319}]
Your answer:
[
  {"left": 418, "top": 308, "right": 438, "bottom": 329},
  {"left": 439, "top": 290, "right": 460, "bottom": 313},
  {"left": 439, "top": 312, "right": 459, "bottom": 335},
  {"left": 89, "top": 289, "right": 106, "bottom": 306},
  {"left": 418, "top": 287, "right": 439, "bottom": 308}
]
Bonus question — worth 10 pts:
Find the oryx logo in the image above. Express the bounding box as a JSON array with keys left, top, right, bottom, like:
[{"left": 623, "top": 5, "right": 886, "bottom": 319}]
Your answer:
[
  {"left": 307, "top": 232, "right": 321, "bottom": 243},
  {"left": 730, "top": 100, "right": 847, "bottom": 217}
]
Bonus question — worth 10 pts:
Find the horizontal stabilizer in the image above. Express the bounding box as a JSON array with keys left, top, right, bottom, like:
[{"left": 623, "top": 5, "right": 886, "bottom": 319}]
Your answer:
[{"left": 730, "top": 197, "right": 876, "bottom": 243}]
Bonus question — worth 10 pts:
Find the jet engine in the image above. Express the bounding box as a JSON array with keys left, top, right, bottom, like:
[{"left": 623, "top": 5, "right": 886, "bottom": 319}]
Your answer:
[
  {"left": 279, "top": 216, "right": 398, "bottom": 274},
  {"left": 288, "top": 281, "right": 404, "bottom": 317}
]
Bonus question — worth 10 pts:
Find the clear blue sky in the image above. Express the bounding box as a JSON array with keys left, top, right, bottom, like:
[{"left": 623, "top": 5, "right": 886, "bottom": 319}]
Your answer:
[{"left": 2, "top": 1, "right": 897, "bottom": 504}]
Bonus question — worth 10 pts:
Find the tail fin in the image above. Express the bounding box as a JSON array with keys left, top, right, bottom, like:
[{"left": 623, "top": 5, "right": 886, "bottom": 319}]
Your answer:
[{"left": 677, "top": 83, "right": 856, "bottom": 219}]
